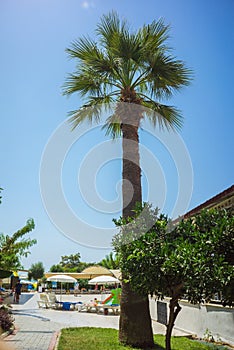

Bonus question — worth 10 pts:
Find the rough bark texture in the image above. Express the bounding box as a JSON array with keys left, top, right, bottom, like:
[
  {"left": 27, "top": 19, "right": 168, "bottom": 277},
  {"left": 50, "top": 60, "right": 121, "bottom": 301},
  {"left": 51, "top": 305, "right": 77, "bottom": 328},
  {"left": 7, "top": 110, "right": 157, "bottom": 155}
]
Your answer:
[
  {"left": 119, "top": 97, "right": 154, "bottom": 348},
  {"left": 119, "top": 279, "right": 154, "bottom": 348},
  {"left": 122, "top": 122, "right": 142, "bottom": 218}
]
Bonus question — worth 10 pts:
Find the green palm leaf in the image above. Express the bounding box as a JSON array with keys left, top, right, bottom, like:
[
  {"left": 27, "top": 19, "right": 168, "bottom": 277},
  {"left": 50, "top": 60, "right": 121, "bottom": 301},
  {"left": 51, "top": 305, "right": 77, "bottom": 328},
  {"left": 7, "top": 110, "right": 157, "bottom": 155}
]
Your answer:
[{"left": 142, "top": 100, "right": 183, "bottom": 130}]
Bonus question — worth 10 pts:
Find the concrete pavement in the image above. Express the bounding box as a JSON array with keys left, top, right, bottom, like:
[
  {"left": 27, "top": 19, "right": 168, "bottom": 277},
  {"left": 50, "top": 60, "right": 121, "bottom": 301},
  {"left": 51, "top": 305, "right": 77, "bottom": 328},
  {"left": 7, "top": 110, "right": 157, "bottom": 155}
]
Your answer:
[{"left": 1, "top": 292, "right": 188, "bottom": 350}]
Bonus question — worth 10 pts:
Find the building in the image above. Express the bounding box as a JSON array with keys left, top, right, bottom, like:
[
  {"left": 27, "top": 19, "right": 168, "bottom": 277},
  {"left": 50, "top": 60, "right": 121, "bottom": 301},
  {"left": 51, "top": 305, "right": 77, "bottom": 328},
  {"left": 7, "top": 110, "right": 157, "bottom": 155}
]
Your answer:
[{"left": 184, "top": 184, "right": 234, "bottom": 218}]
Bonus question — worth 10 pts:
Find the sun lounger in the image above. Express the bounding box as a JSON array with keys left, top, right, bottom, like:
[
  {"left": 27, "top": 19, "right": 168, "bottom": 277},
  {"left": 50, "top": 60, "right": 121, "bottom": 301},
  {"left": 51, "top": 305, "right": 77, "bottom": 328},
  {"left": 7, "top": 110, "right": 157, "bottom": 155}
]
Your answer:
[
  {"left": 37, "top": 293, "right": 53, "bottom": 308},
  {"left": 37, "top": 293, "right": 61, "bottom": 309},
  {"left": 77, "top": 299, "right": 100, "bottom": 313},
  {"left": 47, "top": 292, "right": 63, "bottom": 309},
  {"left": 77, "top": 299, "right": 120, "bottom": 314},
  {"left": 96, "top": 304, "right": 120, "bottom": 315}
]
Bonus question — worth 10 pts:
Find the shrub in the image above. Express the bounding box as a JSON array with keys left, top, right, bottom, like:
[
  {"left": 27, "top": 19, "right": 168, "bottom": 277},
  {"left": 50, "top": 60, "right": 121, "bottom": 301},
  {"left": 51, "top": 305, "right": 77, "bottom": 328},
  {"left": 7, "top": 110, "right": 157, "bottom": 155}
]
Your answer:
[{"left": 0, "top": 305, "right": 14, "bottom": 332}]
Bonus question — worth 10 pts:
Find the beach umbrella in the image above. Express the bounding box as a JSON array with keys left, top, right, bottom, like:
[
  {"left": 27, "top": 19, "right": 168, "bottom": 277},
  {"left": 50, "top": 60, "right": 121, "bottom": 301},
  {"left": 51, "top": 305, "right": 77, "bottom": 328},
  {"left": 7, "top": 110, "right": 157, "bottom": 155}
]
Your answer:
[
  {"left": 20, "top": 279, "right": 34, "bottom": 284},
  {"left": 80, "top": 266, "right": 112, "bottom": 279},
  {"left": 88, "top": 275, "right": 120, "bottom": 285},
  {"left": 47, "top": 274, "right": 77, "bottom": 301},
  {"left": 47, "top": 274, "right": 77, "bottom": 283}
]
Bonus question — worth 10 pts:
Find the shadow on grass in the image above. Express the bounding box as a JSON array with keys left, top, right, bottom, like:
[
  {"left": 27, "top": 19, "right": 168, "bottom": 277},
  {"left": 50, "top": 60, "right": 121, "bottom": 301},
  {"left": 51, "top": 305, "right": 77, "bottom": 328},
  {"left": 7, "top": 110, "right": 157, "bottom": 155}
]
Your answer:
[{"left": 125, "top": 344, "right": 164, "bottom": 350}]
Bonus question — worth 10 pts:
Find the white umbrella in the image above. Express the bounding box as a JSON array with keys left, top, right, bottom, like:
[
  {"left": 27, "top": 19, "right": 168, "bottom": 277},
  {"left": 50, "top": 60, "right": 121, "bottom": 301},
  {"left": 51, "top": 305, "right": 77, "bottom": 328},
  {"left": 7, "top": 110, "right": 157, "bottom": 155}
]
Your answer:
[
  {"left": 20, "top": 279, "right": 34, "bottom": 284},
  {"left": 47, "top": 274, "right": 77, "bottom": 283},
  {"left": 47, "top": 274, "right": 77, "bottom": 301},
  {"left": 88, "top": 275, "right": 120, "bottom": 285}
]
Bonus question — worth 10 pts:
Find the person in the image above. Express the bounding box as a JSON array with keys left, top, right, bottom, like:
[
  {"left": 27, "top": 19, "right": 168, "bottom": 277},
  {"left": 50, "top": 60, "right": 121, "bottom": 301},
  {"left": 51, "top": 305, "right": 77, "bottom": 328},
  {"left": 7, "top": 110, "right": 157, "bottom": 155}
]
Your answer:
[
  {"left": 14, "top": 281, "right": 22, "bottom": 303},
  {"left": 74, "top": 282, "right": 79, "bottom": 296}
]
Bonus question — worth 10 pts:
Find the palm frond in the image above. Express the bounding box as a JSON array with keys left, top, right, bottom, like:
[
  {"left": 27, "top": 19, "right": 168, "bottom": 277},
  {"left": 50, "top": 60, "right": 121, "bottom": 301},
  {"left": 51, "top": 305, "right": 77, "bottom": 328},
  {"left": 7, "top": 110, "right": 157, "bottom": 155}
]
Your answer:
[
  {"left": 68, "top": 107, "right": 100, "bottom": 129},
  {"left": 97, "top": 12, "right": 143, "bottom": 63},
  {"left": 102, "top": 112, "right": 122, "bottom": 138},
  {"left": 63, "top": 62, "right": 122, "bottom": 98},
  {"left": 64, "top": 44, "right": 125, "bottom": 97},
  {"left": 68, "top": 95, "right": 115, "bottom": 130},
  {"left": 110, "top": 31, "right": 141, "bottom": 61},
  {"left": 66, "top": 36, "right": 99, "bottom": 61},
  {"left": 63, "top": 71, "right": 102, "bottom": 97},
  {"left": 141, "top": 99, "right": 183, "bottom": 131},
  {"left": 141, "top": 53, "right": 193, "bottom": 100},
  {"left": 67, "top": 38, "right": 117, "bottom": 74},
  {"left": 140, "top": 18, "right": 170, "bottom": 53},
  {"left": 96, "top": 11, "right": 128, "bottom": 47}
]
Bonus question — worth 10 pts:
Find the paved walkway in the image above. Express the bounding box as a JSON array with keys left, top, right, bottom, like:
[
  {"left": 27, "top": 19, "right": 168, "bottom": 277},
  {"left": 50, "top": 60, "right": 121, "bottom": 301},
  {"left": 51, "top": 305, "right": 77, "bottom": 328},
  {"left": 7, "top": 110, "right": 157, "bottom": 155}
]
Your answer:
[{"left": 1, "top": 292, "right": 187, "bottom": 350}]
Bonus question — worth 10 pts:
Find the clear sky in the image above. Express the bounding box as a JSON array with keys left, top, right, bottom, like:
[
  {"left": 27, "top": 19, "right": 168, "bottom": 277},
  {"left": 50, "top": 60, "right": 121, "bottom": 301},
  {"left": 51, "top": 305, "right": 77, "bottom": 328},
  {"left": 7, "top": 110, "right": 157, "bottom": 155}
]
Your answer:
[{"left": 0, "top": 0, "right": 233, "bottom": 271}]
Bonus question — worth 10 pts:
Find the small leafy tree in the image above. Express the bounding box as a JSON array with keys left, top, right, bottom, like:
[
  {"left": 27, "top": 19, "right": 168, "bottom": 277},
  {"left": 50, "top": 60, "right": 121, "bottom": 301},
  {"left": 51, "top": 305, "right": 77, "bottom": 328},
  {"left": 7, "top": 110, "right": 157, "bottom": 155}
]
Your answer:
[
  {"left": 113, "top": 204, "right": 234, "bottom": 350},
  {"left": 0, "top": 219, "right": 36, "bottom": 271},
  {"left": 0, "top": 305, "right": 14, "bottom": 332},
  {"left": 28, "top": 262, "right": 45, "bottom": 280}
]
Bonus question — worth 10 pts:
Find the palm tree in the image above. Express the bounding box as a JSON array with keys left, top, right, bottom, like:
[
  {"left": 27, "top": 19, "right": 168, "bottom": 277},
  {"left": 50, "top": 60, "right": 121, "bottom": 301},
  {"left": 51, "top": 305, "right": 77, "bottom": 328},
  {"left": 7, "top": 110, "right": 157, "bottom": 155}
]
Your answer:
[
  {"left": 99, "top": 252, "right": 120, "bottom": 270},
  {"left": 63, "top": 12, "right": 192, "bottom": 348}
]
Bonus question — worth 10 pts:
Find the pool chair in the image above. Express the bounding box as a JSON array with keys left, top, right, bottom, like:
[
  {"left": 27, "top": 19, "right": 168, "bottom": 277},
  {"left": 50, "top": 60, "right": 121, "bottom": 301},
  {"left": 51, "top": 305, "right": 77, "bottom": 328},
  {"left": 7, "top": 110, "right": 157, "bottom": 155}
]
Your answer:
[
  {"left": 78, "top": 300, "right": 99, "bottom": 313},
  {"left": 37, "top": 293, "right": 52, "bottom": 308},
  {"left": 37, "top": 293, "right": 61, "bottom": 309},
  {"left": 74, "top": 302, "right": 84, "bottom": 311},
  {"left": 47, "top": 292, "right": 63, "bottom": 309},
  {"left": 96, "top": 303, "right": 120, "bottom": 315}
]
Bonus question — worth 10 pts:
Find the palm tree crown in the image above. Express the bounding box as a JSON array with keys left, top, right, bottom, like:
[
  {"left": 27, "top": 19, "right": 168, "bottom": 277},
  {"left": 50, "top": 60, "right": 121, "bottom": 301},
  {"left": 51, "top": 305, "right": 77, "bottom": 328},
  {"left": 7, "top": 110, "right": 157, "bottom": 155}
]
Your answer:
[{"left": 63, "top": 12, "right": 192, "bottom": 134}]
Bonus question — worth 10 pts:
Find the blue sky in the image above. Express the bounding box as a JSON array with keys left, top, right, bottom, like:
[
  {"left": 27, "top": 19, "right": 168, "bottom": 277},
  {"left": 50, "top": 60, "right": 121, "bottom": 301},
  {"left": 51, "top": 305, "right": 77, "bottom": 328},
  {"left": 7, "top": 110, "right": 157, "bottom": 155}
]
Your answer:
[{"left": 0, "top": 0, "right": 233, "bottom": 271}]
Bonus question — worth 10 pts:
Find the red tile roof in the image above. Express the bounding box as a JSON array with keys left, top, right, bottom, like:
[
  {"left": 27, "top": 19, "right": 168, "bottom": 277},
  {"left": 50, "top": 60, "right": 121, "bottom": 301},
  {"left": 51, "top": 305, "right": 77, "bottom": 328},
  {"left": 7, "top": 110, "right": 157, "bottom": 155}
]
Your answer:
[{"left": 184, "top": 184, "right": 234, "bottom": 218}]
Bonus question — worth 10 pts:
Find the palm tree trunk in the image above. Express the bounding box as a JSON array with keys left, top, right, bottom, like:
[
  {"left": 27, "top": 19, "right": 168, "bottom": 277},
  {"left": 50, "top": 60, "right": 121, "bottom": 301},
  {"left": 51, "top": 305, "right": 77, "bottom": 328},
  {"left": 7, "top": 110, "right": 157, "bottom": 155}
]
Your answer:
[
  {"left": 119, "top": 280, "right": 154, "bottom": 348},
  {"left": 122, "top": 122, "right": 142, "bottom": 217},
  {"left": 119, "top": 121, "right": 154, "bottom": 348}
]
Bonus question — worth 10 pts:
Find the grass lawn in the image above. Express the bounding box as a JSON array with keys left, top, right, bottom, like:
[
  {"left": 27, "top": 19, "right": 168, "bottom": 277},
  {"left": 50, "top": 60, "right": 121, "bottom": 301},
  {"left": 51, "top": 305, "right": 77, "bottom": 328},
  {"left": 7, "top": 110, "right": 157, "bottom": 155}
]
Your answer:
[{"left": 57, "top": 327, "right": 229, "bottom": 350}]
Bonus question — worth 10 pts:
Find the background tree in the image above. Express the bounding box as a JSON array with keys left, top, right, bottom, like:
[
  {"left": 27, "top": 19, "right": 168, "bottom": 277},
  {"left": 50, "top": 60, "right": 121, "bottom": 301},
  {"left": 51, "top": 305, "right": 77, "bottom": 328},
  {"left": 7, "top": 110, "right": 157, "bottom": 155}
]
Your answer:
[
  {"left": 28, "top": 262, "right": 45, "bottom": 280},
  {"left": 77, "top": 278, "right": 89, "bottom": 291},
  {"left": 114, "top": 205, "right": 234, "bottom": 350},
  {"left": 50, "top": 264, "right": 64, "bottom": 273},
  {"left": 99, "top": 252, "right": 119, "bottom": 269},
  {"left": 64, "top": 12, "right": 192, "bottom": 347},
  {"left": 77, "top": 261, "right": 94, "bottom": 272},
  {"left": 0, "top": 219, "right": 36, "bottom": 271},
  {"left": 60, "top": 253, "right": 81, "bottom": 271},
  {"left": 49, "top": 253, "right": 93, "bottom": 273}
]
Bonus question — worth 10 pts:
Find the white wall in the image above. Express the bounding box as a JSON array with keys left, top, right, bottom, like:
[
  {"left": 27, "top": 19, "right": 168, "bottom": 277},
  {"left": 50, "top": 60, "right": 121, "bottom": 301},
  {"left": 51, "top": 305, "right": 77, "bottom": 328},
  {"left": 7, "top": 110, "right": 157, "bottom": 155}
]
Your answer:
[{"left": 149, "top": 296, "right": 234, "bottom": 346}]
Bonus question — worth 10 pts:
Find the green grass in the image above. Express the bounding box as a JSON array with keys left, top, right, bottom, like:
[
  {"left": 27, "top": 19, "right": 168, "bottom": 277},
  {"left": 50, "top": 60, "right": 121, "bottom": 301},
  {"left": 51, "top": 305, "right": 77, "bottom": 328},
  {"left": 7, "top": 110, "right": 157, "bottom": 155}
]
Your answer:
[{"left": 57, "top": 327, "right": 229, "bottom": 350}]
